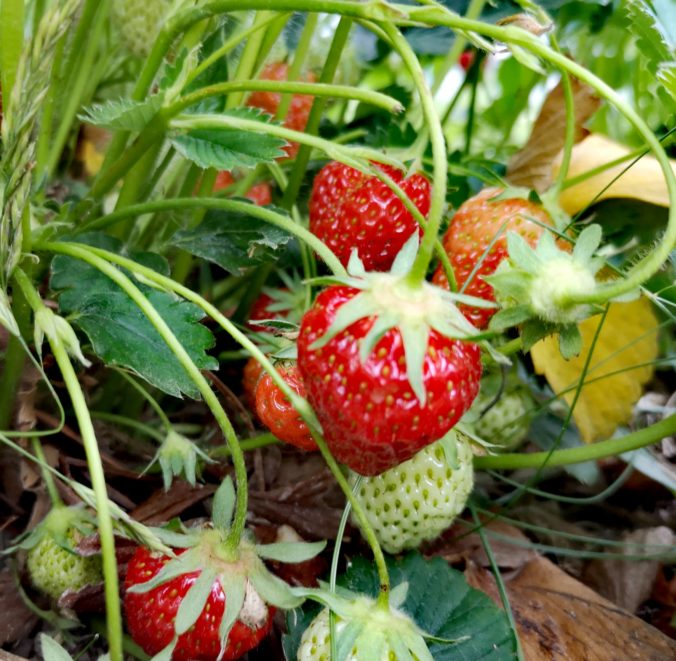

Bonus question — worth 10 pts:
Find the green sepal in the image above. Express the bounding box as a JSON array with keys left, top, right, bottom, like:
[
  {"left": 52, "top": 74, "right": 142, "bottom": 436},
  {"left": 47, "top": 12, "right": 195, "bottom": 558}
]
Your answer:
[
  {"left": 175, "top": 567, "right": 217, "bottom": 635},
  {"left": 390, "top": 234, "right": 420, "bottom": 275},
  {"left": 558, "top": 324, "right": 583, "bottom": 359},
  {"left": 399, "top": 322, "right": 429, "bottom": 405},
  {"left": 255, "top": 540, "right": 326, "bottom": 563},
  {"left": 212, "top": 476, "right": 236, "bottom": 533},
  {"left": 249, "top": 565, "right": 304, "bottom": 609},
  {"left": 359, "top": 312, "right": 397, "bottom": 363},
  {"left": 572, "top": 224, "right": 602, "bottom": 263},
  {"left": 438, "top": 429, "right": 460, "bottom": 470},
  {"left": 489, "top": 305, "right": 532, "bottom": 332},
  {"left": 389, "top": 581, "right": 409, "bottom": 608},
  {"left": 336, "top": 620, "right": 366, "bottom": 661},
  {"left": 506, "top": 231, "right": 541, "bottom": 271},
  {"left": 218, "top": 574, "right": 246, "bottom": 652},
  {"left": 520, "top": 319, "right": 556, "bottom": 353},
  {"left": 484, "top": 268, "right": 531, "bottom": 302},
  {"left": 388, "top": 634, "right": 416, "bottom": 661},
  {"left": 150, "top": 638, "right": 177, "bottom": 661},
  {"left": 310, "top": 292, "right": 371, "bottom": 350},
  {"left": 146, "top": 526, "right": 198, "bottom": 549},
  {"left": 126, "top": 550, "right": 202, "bottom": 593}
]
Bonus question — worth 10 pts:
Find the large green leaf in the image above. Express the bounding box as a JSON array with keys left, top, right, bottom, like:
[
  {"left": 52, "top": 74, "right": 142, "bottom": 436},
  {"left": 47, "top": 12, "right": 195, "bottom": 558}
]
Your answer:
[
  {"left": 169, "top": 208, "right": 293, "bottom": 275},
  {"left": 283, "top": 552, "right": 516, "bottom": 660},
  {"left": 49, "top": 234, "right": 217, "bottom": 399},
  {"left": 170, "top": 109, "right": 287, "bottom": 170}
]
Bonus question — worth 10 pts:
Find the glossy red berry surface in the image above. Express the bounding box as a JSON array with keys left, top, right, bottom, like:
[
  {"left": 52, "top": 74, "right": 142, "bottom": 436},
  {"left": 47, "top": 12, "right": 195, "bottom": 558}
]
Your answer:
[
  {"left": 124, "top": 546, "right": 273, "bottom": 661},
  {"left": 297, "top": 286, "right": 482, "bottom": 475},
  {"left": 255, "top": 364, "right": 317, "bottom": 451},
  {"left": 309, "top": 162, "right": 431, "bottom": 272},
  {"left": 432, "top": 188, "right": 554, "bottom": 328}
]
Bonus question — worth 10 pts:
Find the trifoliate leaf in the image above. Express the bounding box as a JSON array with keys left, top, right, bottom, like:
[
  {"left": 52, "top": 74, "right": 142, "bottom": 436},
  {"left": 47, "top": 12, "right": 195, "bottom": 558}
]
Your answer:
[
  {"left": 170, "top": 109, "right": 287, "bottom": 170},
  {"left": 80, "top": 96, "right": 164, "bottom": 131},
  {"left": 169, "top": 209, "right": 293, "bottom": 275},
  {"left": 50, "top": 236, "right": 217, "bottom": 399},
  {"left": 531, "top": 298, "right": 659, "bottom": 442}
]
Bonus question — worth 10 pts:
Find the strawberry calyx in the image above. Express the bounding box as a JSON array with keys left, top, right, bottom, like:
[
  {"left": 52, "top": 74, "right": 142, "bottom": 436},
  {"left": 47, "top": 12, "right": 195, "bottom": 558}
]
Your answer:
[
  {"left": 144, "top": 429, "right": 215, "bottom": 492},
  {"left": 127, "top": 477, "right": 325, "bottom": 659},
  {"left": 295, "top": 582, "right": 442, "bottom": 660},
  {"left": 309, "top": 235, "right": 498, "bottom": 405},
  {"left": 485, "top": 224, "right": 634, "bottom": 358}
]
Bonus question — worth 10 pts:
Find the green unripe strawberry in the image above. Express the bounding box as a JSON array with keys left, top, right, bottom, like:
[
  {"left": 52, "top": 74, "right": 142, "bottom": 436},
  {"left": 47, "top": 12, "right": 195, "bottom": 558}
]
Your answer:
[
  {"left": 467, "top": 386, "right": 533, "bottom": 450},
  {"left": 27, "top": 529, "right": 102, "bottom": 600},
  {"left": 351, "top": 432, "right": 474, "bottom": 554},
  {"left": 111, "top": 0, "right": 173, "bottom": 59}
]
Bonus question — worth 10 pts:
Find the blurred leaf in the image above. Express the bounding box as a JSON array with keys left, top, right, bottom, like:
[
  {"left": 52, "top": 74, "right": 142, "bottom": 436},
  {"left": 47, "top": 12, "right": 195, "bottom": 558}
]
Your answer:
[
  {"left": 508, "top": 79, "right": 600, "bottom": 192},
  {"left": 170, "top": 109, "right": 287, "bottom": 170},
  {"left": 554, "top": 134, "right": 676, "bottom": 214},
  {"left": 657, "top": 61, "right": 676, "bottom": 103},
  {"left": 80, "top": 96, "right": 164, "bottom": 131},
  {"left": 531, "top": 298, "right": 659, "bottom": 442},
  {"left": 50, "top": 234, "right": 217, "bottom": 400},
  {"left": 284, "top": 552, "right": 516, "bottom": 660},
  {"left": 621, "top": 447, "right": 676, "bottom": 492},
  {"left": 170, "top": 208, "right": 293, "bottom": 275},
  {"left": 625, "top": 0, "right": 675, "bottom": 73}
]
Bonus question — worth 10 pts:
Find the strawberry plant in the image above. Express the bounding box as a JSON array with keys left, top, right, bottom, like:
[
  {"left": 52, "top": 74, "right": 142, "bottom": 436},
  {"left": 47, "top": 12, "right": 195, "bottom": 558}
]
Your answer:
[{"left": 0, "top": 0, "right": 674, "bottom": 660}]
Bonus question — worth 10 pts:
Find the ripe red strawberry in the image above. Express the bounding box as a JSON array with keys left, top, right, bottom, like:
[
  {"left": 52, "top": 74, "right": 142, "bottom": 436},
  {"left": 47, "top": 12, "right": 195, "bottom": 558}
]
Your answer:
[
  {"left": 213, "top": 171, "right": 272, "bottom": 206},
  {"left": 309, "top": 161, "right": 431, "bottom": 271},
  {"left": 432, "top": 188, "right": 554, "bottom": 328},
  {"left": 297, "top": 286, "right": 481, "bottom": 475},
  {"left": 255, "top": 364, "right": 316, "bottom": 451},
  {"left": 246, "top": 61, "right": 315, "bottom": 159},
  {"left": 124, "top": 546, "right": 273, "bottom": 661},
  {"left": 242, "top": 357, "right": 264, "bottom": 410},
  {"left": 459, "top": 49, "right": 475, "bottom": 71}
]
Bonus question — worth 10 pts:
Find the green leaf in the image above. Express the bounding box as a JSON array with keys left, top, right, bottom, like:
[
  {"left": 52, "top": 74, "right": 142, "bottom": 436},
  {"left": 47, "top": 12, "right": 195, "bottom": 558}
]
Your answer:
[
  {"left": 80, "top": 96, "right": 164, "bottom": 131},
  {"left": 40, "top": 634, "right": 75, "bottom": 661},
  {"left": 170, "top": 109, "right": 287, "bottom": 170},
  {"left": 212, "top": 476, "right": 236, "bottom": 532},
  {"left": 625, "top": 0, "right": 675, "bottom": 73},
  {"left": 255, "top": 540, "right": 326, "bottom": 563},
  {"left": 50, "top": 234, "right": 217, "bottom": 399},
  {"left": 285, "top": 552, "right": 515, "bottom": 660},
  {"left": 170, "top": 209, "right": 293, "bottom": 275},
  {"left": 175, "top": 568, "right": 217, "bottom": 635},
  {"left": 657, "top": 61, "right": 676, "bottom": 102}
]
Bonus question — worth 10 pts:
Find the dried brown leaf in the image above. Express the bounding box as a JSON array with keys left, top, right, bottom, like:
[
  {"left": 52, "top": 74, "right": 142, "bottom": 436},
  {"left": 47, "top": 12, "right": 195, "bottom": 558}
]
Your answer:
[
  {"left": 0, "top": 569, "right": 38, "bottom": 646},
  {"left": 507, "top": 78, "right": 600, "bottom": 192}
]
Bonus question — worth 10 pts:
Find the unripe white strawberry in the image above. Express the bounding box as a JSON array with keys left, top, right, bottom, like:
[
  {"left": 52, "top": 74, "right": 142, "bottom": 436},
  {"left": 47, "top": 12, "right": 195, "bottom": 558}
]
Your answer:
[
  {"left": 111, "top": 0, "right": 173, "bottom": 59},
  {"left": 351, "top": 432, "right": 474, "bottom": 554},
  {"left": 468, "top": 387, "right": 533, "bottom": 450},
  {"left": 297, "top": 597, "right": 430, "bottom": 661}
]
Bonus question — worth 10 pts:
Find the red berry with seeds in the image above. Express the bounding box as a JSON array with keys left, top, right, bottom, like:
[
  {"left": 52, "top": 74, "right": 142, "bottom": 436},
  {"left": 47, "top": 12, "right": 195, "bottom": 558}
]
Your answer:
[
  {"left": 242, "top": 357, "right": 264, "bottom": 410},
  {"left": 309, "top": 162, "right": 431, "bottom": 272},
  {"left": 124, "top": 546, "right": 273, "bottom": 661},
  {"left": 255, "top": 364, "right": 317, "bottom": 451},
  {"left": 432, "top": 188, "right": 554, "bottom": 328},
  {"left": 246, "top": 62, "right": 315, "bottom": 159},
  {"left": 297, "top": 285, "right": 482, "bottom": 475}
]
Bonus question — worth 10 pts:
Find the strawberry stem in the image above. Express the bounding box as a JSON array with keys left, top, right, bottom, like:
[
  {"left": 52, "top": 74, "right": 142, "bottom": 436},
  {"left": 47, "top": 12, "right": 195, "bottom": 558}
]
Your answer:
[
  {"left": 35, "top": 245, "right": 252, "bottom": 550},
  {"left": 13, "top": 268, "right": 124, "bottom": 661},
  {"left": 474, "top": 413, "right": 676, "bottom": 471},
  {"left": 380, "top": 24, "right": 448, "bottom": 287}
]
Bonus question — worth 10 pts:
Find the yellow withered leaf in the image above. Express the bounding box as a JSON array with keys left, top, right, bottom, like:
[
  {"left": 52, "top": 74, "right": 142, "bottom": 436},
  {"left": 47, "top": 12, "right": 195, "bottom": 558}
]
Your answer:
[
  {"left": 531, "top": 298, "right": 659, "bottom": 443},
  {"left": 554, "top": 134, "right": 676, "bottom": 215}
]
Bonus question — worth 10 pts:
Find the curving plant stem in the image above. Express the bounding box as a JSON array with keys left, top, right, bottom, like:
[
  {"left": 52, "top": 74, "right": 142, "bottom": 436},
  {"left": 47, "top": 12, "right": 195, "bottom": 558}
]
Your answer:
[
  {"left": 12, "top": 268, "right": 124, "bottom": 661},
  {"left": 475, "top": 414, "right": 676, "bottom": 470},
  {"left": 39, "top": 241, "right": 394, "bottom": 605},
  {"left": 33, "top": 247, "right": 250, "bottom": 550}
]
